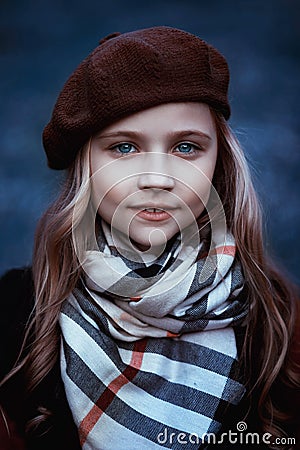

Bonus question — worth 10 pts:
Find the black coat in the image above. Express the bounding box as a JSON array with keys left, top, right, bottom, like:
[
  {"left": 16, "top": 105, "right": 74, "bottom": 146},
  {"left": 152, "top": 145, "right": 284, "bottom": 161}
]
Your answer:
[
  {"left": 0, "top": 268, "right": 298, "bottom": 449},
  {"left": 0, "top": 268, "right": 80, "bottom": 450}
]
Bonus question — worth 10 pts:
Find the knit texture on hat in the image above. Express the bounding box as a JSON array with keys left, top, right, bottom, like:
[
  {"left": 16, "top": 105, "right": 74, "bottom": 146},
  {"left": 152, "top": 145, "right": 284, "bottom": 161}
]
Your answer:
[{"left": 43, "top": 26, "right": 230, "bottom": 169}]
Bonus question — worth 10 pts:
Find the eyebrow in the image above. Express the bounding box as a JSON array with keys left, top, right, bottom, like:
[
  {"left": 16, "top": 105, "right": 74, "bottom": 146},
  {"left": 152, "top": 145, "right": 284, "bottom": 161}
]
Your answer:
[{"left": 95, "top": 129, "right": 212, "bottom": 142}]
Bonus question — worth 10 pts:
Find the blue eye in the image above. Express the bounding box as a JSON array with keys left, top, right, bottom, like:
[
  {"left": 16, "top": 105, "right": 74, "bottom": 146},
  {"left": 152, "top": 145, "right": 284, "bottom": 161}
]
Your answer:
[
  {"left": 176, "top": 143, "right": 194, "bottom": 153},
  {"left": 114, "top": 143, "right": 135, "bottom": 154}
]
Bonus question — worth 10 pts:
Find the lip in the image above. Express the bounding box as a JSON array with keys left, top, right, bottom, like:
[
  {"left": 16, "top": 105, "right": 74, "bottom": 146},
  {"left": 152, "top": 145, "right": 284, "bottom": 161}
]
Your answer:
[
  {"left": 136, "top": 209, "right": 173, "bottom": 221},
  {"left": 132, "top": 203, "right": 176, "bottom": 211},
  {"left": 131, "top": 204, "right": 176, "bottom": 222}
]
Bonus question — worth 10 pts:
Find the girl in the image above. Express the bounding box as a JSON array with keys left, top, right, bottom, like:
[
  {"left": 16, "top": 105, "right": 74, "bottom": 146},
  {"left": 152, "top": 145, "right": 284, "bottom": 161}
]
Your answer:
[{"left": 0, "top": 26, "right": 299, "bottom": 449}]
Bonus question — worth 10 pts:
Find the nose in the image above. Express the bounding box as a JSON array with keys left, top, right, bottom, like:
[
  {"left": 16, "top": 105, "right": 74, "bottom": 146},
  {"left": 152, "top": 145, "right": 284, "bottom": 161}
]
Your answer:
[
  {"left": 137, "top": 153, "right": 175, "bottom": 190},
  {"left": 137, "top": 171, "right": 175, "bottom": 190}
]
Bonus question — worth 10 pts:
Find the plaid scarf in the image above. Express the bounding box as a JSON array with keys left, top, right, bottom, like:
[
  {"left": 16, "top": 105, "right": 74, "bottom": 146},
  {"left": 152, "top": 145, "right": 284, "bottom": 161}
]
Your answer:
[{"left": 60, "top": 222, "right": 248, "bottom": 449}]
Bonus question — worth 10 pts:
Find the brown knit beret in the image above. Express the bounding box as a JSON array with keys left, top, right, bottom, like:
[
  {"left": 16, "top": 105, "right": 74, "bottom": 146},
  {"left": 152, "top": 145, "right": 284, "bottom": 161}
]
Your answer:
[{"left": 43, "top": 26, "right": 230, "bottom": 169}]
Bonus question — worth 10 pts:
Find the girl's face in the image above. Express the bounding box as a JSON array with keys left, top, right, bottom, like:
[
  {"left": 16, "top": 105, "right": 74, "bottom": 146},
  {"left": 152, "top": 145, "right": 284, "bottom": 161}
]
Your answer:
[{"left": 90, "top": 102, "right": 218, "bottom": 250}]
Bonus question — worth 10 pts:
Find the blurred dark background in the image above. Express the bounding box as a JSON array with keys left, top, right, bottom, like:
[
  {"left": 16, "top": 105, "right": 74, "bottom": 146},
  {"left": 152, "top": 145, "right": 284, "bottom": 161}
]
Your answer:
[{"left": 0, "top": 0, "right": 299, "bottom": 283}]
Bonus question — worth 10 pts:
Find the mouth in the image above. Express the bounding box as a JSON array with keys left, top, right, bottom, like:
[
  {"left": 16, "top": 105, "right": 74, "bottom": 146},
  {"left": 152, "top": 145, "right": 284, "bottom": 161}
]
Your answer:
[
  {"left": 142, "top": 207, "right": 167, "bottom": 213},
  {"left": 132, "top": 206, "right": 175, "bottom": 222},
  {"left": 133, "top": 203, "right": 176, "bottom": 211}
]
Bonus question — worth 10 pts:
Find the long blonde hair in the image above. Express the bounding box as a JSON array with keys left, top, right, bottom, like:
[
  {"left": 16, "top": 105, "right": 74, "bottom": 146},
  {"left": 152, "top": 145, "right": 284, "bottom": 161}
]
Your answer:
[{"left": 3, "top": 111, "right": 298, "bottom": 439}]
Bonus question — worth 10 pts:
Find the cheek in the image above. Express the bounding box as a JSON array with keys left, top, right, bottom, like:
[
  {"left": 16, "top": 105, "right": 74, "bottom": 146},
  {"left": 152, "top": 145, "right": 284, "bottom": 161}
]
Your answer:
[
  {"left": 194, "top": 175, "right": 214, "bottom": 206},
  {"left": 92, "top": 176, "right": 134, "bottom": 227},
  {"left": 177, "top": 166, "right": 216, "bottom": 216},
  {"left": 90, "top": 155, "right": 143, "bottom": 214}
]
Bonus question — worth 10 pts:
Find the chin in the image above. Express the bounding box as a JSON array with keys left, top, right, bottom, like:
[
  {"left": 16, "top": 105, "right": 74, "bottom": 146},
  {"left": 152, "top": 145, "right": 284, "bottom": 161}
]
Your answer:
[{"left": 129, "top": 228, "right": 177, "bottom": 252}]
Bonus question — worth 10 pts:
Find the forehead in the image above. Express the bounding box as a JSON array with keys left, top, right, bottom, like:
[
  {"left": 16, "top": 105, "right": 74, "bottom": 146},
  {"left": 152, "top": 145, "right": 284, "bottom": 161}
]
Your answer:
[{"left": 96, "top": 102, "right": 216, "bottom": 137}]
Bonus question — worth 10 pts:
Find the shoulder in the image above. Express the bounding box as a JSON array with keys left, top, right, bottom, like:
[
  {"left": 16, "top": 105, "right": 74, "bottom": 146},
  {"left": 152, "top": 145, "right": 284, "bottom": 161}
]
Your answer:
[
  {"left": 272, "top": 294, "right": 300, "bottom": 439},
  {"left": 0, "top": 267, "right": 34, "bottom": 379},
  {"left": 0, "top": 266, "right": 34, "bottom": 296},
  {"left": 0, "top": 266, "right": 34, "bottom": 323}
]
